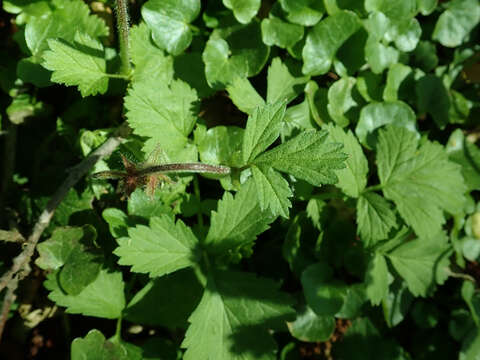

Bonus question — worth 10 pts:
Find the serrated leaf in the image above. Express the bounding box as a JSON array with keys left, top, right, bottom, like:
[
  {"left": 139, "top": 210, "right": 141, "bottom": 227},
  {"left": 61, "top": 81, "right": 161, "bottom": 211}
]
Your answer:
[
  {"left": 432, "top": 0, "right": 480, "bottom": 47},
  {"left": 203, "top": 22, "right": 269, "bottom": 89},
  {"left": 279, "top": 0, "right": 325, "bottom": 26},
  {"left": 45, "top": 268, "right": 125, "bottom": 319},
  {"left": 71, "top": 330, "right": 139, "bottom": 360},
  {"left": 251, "top": 165, "right": 292, "bottom": 218},
  {"left": 129, "top": 23, "right": 174, "bottom": 84},
  {"left": 182, "top": 270, "right": 295, "bottom": 360},
  {"left": 302, "top": 10, "right": 360, "bottom": 75},
  {"left": 242, "top": 100, "right": 286, "bottom": 164},
  {"left": 114, "top": 215, "right": 200, "bottom": 277},
  {"left": 124, "top": 77, "right": 198, "bottom": 158},
  {"left": 142, "top": 0, "right": 200, "bottom": 55},
  {"left": 261, "top": 17, "right": 304, "bottom": 49},
  {"left": 357, "top": 193, "right": 397, "bottom": 246},
  {"left": 327, "top": 77, "right": 357, "bottom": 127},
  {"left": 326, "top": 124, "right": 367, "bottom": 197},
  {"left": 365, "top": 253, "right": 390, "bottom": 305},
  {"left": 266, "top": 58, "right": 309, "bottom": 105},
  {"left": 223, "top": 0, "right": 260, "bottom": 24},
  {"left": 205, "top": 179, "right": 275, "bottom": 256},
  {"left": 42, "top": 32, "right": 107, "bottom": 97},
  {"left": 226, "top": 77, "right": 265, "bottom": 115},
  {"left": 254, "top": 130, "right": 347, "bottom": 187},
  {"left": 385, "top": 232, "right": 451, "bottom": 297},
  {"left": 356, "top": 101, "right": 418, "bottom": 149},
  {"left": 25, "top": 0, "right": 108, "bottom": 57},
  {"left": 377, "top": 126, "right": 466, "bottom": 238}
]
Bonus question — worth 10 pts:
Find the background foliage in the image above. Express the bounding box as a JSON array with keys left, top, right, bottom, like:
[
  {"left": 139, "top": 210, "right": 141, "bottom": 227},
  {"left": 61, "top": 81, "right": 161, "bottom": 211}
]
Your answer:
[{"left": 0, "top": 0, "right": 479, "bottom": 359}]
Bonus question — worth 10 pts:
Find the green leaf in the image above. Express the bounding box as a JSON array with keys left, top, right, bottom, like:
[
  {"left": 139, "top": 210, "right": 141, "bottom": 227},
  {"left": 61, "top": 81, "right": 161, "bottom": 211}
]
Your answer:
[
  {"left": 114, "top": 215, "right": 200, "bottom": 277},
  {"left": 142, "top": 0, "right": 200, "bottom": 55},
  {"left": 45, "top": 268, "right": 125, "bottom": 319},
  {"left": 383, "top": 280, "right": 413, "bottom": 327},
  {"left": 124, "top": 77, "right": 198, "bottom": 158},
  {"left": 356, "top": 101, "right": 418, "bottom": 149},
  {"left": 365, "top": 0, "right": 417, "bottom": 20},
  {"left": 205, "top": 179, "right": 274, "bottom": 257},
  {"left": 25, "top": 0, "right": 108, "bottom": 57},
  {"left": 226, "top": 77, "right": 265, "bottom": 115},
  {"left": 377, "top": 126, "right": 466, "bottom": 238},
  {"left": 432, "top": 0, "right": 480, "bottom": 47},
  {"left": 412, "top": 41, "right": 438, "bottom": 72},
  {"left": 254, "top": 130, "right": 348, "bottom": 187},
  {"left": 385, "top": 232, "right": 451, "bottom": 296},
  {"left": 261, "top": 17, "right": 304, "bottom": 49},
  {"left": 417, "top": 0, "right": 438, "bottom": 15},
  {"left": 223, "top": 0, "right": 260, "bottom": 24},
  {"left": 327, "top": 77, "right": 357, "bottom": 127},
  {"left": 326, "top": 124, "right": 367, "bottom": 198},
  {"left": 383, "top": 63, "right": 412, "bottom": 101},
  {"left": 182, "top": 270, "right": 295, "bottom": 360},
  {"left": 389, "top": 18, "right": 421, "bottom": 52},
  {"left": 266, "top": 58, "right": 309, "bottom": 105},
  {"left": 242, "top": 100, "right": 286, "bottom": 164},
  {"left": 302, "top": 10, "right": 360, "bottom": 75},
  {"left": 416, "top": 74, "right": 450, "bottom": 129},
  {"left": 251, "top": 165, "right": 292, "bottom": 218},
  {"left": 287, "top": 306, "right": 335, "bottom": 342},
  {"left": 42, "top": 32, "right": 107, "bottom": 97},
  {"left": 174, "top": 52, "right": 215, "bottom": 98},
  {"left": 279, "top": 0, "right": 325, "bottom": 26},
  {"left": 102, "top": 208, "right": 129, "bottom": 238},
  {"left": 364, "top": 37, "right": 399, "bottom": 74},
  {"left": 129, "top": 23, "right": 174, "bottom": 84},
  {"left": 447, "top": 129, "right": 480, "bottom": 191},
  {"left": 203, "top": 22, "right": 269, "bottom": 89},
  {"left": 356, "top": 71, "right": 384, "bottom": 102},
  {"left": 124, "top": 268, "right": 203, "bottom": 329},
  {"left": 71, "top": 330, "right": 135, "bottom": 360},
  {"left": 365, "top": 253, "right": 390, "bottom": 305},
  {"left": 197, "top": 125, "right": 244, "bottom": 168},
  {"left": 357, "top": 192, "right": 397, "bottom": 246},
  {"left": 127, "top": 189, "right": 176, "bottom": 219}
]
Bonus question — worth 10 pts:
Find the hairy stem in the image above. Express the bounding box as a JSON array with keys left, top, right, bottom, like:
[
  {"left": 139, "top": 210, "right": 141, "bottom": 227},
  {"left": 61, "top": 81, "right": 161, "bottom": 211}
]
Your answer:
[
  {"left": 138, "top": 163, "right": 231, "bottom": 176},
  {"left": 115, "top": 0, "right": 131, "bottom": 76}
]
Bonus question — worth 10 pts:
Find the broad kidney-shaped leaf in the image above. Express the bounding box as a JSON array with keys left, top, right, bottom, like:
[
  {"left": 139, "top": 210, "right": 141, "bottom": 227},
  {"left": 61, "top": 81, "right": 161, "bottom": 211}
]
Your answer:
[
  {"left": 142, "top": 0, "right": 200, "bottom": 55},
  {"left": 261, "top": 17, "right": 304, "bottom": 49},
  {"left": 416, "top": 74, "right": 450, "bottom": 129},
  {"left": 355, "top": 101, "right": 418, "bottom": 149},
  {"left": 45, "top": 268, "right": 125, "bottom": 319},
  {"left": 114, "top": 215, "right": 200, "bottom": 277},
  {"left": 365, "top": 0, "right": 417, "bottom": 20},
  {"left": 279, "top": 0, "right": 325, "bottom": 26},
  {"left": 197, "top": 125, "right": 244, "bottom": 168},
  {"left": 377, "top": 125, "right": 466, "bottom": 238},
  {"left": 327, "top": 77, "right": 357, "bottom": 127},
  {"left": 182, "top": 270, "right": 295, "bottom": 360},
  {"left": 203, "top": 22, "right": 269, "bottom": 89},
  {"left": 287, "top": 306, "right": 335, "bottom": 342},
  {"left": 432, "top": 0, "right": 480, "bottom": 47},
  {"left": 327, "top": 124, "right": 368, "bottom": 198},
  {"left": 223, "top": 0, "right": 260, "bottom": 24},
  {"left": 254, "top": 130, "right": 348, "bottom": 187},
  {"left": 302, "top": 11, "right": 360, "bottom": 75}
]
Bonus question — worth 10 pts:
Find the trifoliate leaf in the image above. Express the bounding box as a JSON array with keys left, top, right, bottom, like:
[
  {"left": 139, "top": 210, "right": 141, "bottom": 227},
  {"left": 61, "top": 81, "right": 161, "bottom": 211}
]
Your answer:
[
  {"left": 205, "top": 179, "right": 275, "bottom": 257},
  {"left": 129, "top": 23, "right": 174, "bottom": 84},
  {"left": 279, "top": 0, "right": 325, "bottom": 26},
  {"left": 326, "top": 124, "right": 368, "bottom": 198},
  {"left": 327, "top": 77, "right": 357, "bottom": 127},
  {"left": 25, "top": 0, "right": 108, "bottom": 57},
  {"left": 124, "top": 77, "right": 198, "bottom": 157},
  {"left": 365, "top": 253, "right": 390, "bottom": 305},
  {"left": 356, "top": 101, "right": 418, "bottom": 149},
  {"left": 357, "top": 193, "right": 397, "bottom": 246},
  {"left": 266, "top": 58, "right": 309, "bottom": 105},
  {"left": 251, "top": 165, "right": 292, "bottom": 218},
  {"left": 42, "top": 32, "right": 107, "bottom": 97},
  {"left": 432, "top": 0, "right": 480, "bottom": 47},
  {"left": 114, "top": 215, "right": 200, "bottom": 277},
  {"left": 385, "top": 232, "right": 451, "bottom": 297},
  {"left": 254, "top": 130, "right": 347, "bottom": 187},
  {"left": 203, "top": 22, "right": 269, "bottom": 89},
  {"left": 182, "top": 270, "right": 295, "bottom": 360},
  {"left": 261, "top": 17, "right": 304, "bottom": 49},
  {"left": 142, "top": 0, "right": 200, "bottom": 55},
  {"left": 242, "top": 100, "right": 286, "bottom": 164},
  {"left": 223, "top": 0, "right": 260, "bottom": 24},
  {"left": 45, "top": 268, "right": 125, "bottom": 319},
  {"left": 302, "top": 11, "right": 360, "bottom": 75},
  {"left": 377, "top": 125, "right": 466, "bottom": 238},
  {"left": 226, "top": 77, "right": 264, "bottom": 115}
]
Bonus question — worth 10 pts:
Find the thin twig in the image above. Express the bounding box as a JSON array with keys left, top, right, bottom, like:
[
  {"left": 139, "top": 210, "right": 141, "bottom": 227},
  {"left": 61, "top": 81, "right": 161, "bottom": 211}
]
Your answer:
[
  {"left": 0, "top": 124, "right": 129, "bottom": 340},
  {"left": 0, "top": 278, "right": 18, "bottom": 340}
]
